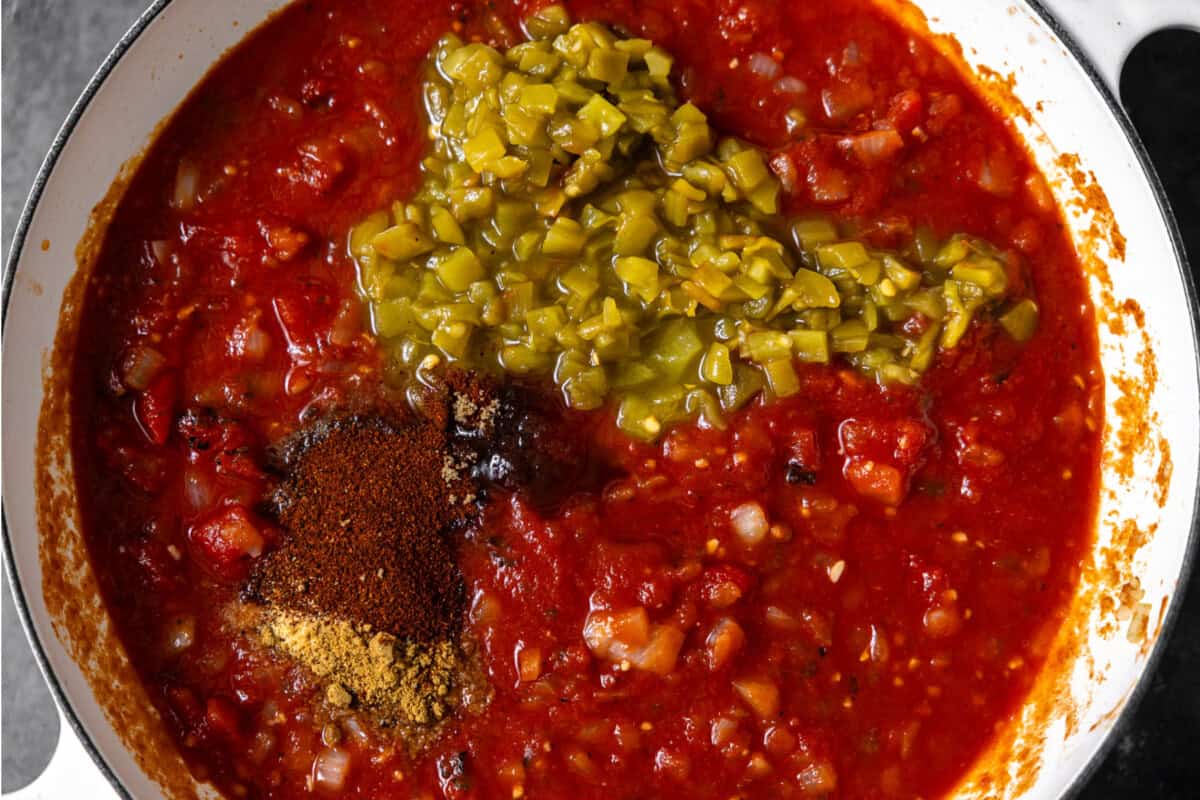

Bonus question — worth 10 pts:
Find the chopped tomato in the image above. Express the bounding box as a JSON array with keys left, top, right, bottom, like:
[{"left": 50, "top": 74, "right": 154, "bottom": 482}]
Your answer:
[
  {"left": 258, "top": 219, "right": 310, "bottom": 261},
  {"left": 277, "top": 139, "right": 352, "bottom": 194},
  {"left": 926, "top": 91, "right": 964, "bottom": 134},
  {"left": 783, "top": 426, "right": 820, "bottom": 472},
  {"left": 188, "top": 505, "right": 266, "bottom": 579},
  {"left": 885, "top": 88, "right": 923, "bottom": 133},
  {"left": 843, "top": 456, "right": 906, "bottom": 505}
]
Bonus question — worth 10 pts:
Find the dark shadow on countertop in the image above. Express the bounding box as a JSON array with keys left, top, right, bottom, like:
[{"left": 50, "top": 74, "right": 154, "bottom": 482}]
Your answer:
[
  {"left": 2, "top": 0, "right": 157, "bottom": 790},
  {"left": 1077, "top": 27, "right": 1200, "bottom": 799}
]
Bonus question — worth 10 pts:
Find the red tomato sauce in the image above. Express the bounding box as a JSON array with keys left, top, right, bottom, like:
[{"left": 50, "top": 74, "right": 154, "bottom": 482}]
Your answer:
[{"left": 70, "top": 1, "right": 1102, "bottom": 798}]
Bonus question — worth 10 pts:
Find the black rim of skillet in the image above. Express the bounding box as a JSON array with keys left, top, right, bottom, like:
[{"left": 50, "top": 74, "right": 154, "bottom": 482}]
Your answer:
[{"left": 1, "top": 1, "right": 1197, "bottom": 797}]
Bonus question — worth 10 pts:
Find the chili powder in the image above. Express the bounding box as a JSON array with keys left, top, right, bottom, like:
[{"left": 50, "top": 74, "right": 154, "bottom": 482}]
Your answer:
[{"left": 247, "top": 410, "right": 475, "bottom": 642}]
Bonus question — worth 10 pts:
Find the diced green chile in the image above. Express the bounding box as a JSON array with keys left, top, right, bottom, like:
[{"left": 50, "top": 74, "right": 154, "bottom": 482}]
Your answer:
[{"left": 348, "top": 6, "right": 1028, "bottom": 439}]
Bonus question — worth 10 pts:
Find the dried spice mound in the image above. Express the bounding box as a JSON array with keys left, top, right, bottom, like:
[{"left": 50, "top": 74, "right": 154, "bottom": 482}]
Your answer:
[
  {"left": 261, "top": 610, "right": 462, "bottom": 725},
  {"left": 243, "top": 369, "right": 610, "bottom": 727},
  {"left": 246, "top": 412, "right": 472, "bottom": 641}
]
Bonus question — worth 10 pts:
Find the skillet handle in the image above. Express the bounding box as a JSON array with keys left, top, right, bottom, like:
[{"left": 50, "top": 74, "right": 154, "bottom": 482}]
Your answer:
[
  {"left": 1, "top": 711, "right": 117, "bottom": 800},
  {"left": 1040, "top": 0, "right": 1200, "bottom": 95}
]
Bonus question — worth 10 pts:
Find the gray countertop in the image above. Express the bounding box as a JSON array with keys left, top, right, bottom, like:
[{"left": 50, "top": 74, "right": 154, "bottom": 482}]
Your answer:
[
  {"left": 3, "top": 1, "right": 159, "bottom": 789},
  {"left": 2, "top": 1, "right": 1197, "bottom": 795}
]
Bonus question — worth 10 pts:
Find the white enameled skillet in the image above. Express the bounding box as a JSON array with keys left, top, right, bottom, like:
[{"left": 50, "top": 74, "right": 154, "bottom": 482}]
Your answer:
[{"left": 3, "top": 1, "right": 1199, "bottom": 797}]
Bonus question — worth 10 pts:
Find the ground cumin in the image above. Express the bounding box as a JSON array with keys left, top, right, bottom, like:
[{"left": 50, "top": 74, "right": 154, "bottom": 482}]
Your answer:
[{"left": 261, "top": 610, "right": 461, "bottom": 724}]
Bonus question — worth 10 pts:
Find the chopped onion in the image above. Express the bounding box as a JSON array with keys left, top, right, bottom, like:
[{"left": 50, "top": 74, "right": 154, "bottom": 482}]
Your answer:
[
  {"left": 838, "top": 129, "right": 904, "bottom": 166},
  {"left": 583, "top": 609, "right": 680, "bottom": 675},
  {"left": 808, "top": 164, "right": 851, "bottom": 203},
  {"left": 516, "top": 644, "right": 542, "bottom": 682},
  {"left": 228, "top": 318, "right": 272, "bottom": 361},
  {"left": 710, "top": 716, "right": 738, "bottom": 746},
  {"left": 730, "top": 502, "right": 768, "bottom": 545},
  {"left": 748, "top": 52, "right": 780, "bottom": 80},
  {"left": 171, "top": 160, "right": 199, "bottom": 212},
  {"left": 183, "top": 467, "right": 215, "bottom": 511},
  {"left": 627, "top": 624, "right": 684, "bottom": 675},
  {"left": 341, "top": 715, "right": 371, "bottom": 744},
  {"left": 704, "top": 617, "right": 746, "bottom": 670},
  {"left": 797, "top": 761, "right": 838, "bottom": 794},
  {"left": 328, "top": 298, "right": 360, "bottom": 347},
  {"left": 784, "top": 108, "right": 808, "bottom": 138},
  {"left": 121, "top": 345, "right": 166, "bottom": 391},
  {"left": 821, "top": 83, "right": 873, "bottom": 122},
  {"left": 704, "top": 579, "right": 743, "bottom": 609},
  {"left": 774, "top": 75, "right": 807, "bottom": 95},
  {"left": 764, "top": 605, "right": 800, "bottom": 631},
  {"left": 150, "top": 240, "right": 173, "bottom": 266},
  {"left": 242, "top": 325, "right": 272, "bottom": 361},
  {"left": 733, "top": 677, "right": 780, "bottom": 720},
  {"left": 311, "top": 748, "right": 351, "bottom": 793},
  {"left": 583, "top": 607, "right": 650, "bottom": 661},
  {"left": 470, "top": 589, "right": 502, "bottom": 625},
  {"left": 976, "top": 150, "right": 1016, "bottom": 196},
  {"left": 769, "top": 152, "right": 799, "bottom": 194}
]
